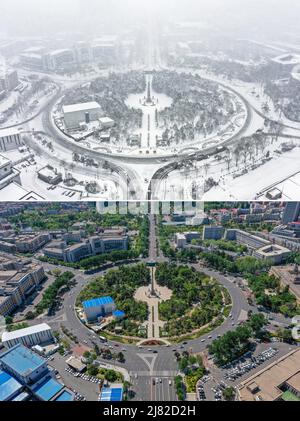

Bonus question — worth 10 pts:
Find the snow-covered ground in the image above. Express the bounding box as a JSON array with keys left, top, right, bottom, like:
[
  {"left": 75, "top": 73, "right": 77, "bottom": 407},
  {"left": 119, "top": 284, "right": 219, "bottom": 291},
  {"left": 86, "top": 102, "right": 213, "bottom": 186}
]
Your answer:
[{"left": 125, "top": 74, "right": 173, "bottom": 150}]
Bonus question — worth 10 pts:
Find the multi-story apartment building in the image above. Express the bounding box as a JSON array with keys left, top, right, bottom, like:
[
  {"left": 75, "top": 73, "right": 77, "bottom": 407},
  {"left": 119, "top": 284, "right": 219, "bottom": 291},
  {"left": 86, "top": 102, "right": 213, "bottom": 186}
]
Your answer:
[
  {"left": 1, "top": 233, "right": 52, "bottom": 254},
  {"left": 0, "top": 129, "right": 23, "bottom": 153},
  {"left": 0, "top": 241, "right": 17, "bottom": 253},
  {"left": 44, "top": 234, "right": 129, "bottom": 263},
  {"left": 282, "top": 202, "right": 300, "bottom": 225},
  {"left": 0, "top": 264, "right": 46, "bottom": 316},
  {"left": 203, "top": 226, "right": 225, "bottom": 241},
  {"left": 229, "top": 229, "right": 270, "bottom": 250},
  {"left": 44, "top": 49, "right": 75, "bottom": 71},
  {"left": 0, "top": 69, "right": 19, "bottom": 93}
]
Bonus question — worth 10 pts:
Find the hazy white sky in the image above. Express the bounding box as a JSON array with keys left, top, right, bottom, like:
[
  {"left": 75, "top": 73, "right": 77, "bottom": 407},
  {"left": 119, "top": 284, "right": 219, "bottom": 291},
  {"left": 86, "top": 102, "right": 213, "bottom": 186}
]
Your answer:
[{"left": 1, "top": 0, "right": 300, "bottom": 37}]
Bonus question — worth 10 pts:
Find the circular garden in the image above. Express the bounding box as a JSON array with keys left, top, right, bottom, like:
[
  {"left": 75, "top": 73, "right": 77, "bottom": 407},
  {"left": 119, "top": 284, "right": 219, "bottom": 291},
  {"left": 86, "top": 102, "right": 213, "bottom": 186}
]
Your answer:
[{"left": 77, "top": 262, "right": 232, "bottom": 344}]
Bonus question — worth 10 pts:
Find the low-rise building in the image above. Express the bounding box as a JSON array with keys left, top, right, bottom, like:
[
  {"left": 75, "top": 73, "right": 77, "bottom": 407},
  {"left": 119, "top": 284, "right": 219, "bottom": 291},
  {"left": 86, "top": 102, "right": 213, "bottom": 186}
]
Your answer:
[
  {"left": 175, "top": 233, "right": 187, "bottom": 249},
  {"left": 0, "top": 344, "right": 74, "bottom": 401},
  {"left": 99, "top": 117, "right": 115, "bottom": 129},
  {"left": 83, "top": 296, "right": 116, "bottom": 322},
  {"left": 0, "top": 369, "right": 24, "bottom": 401},
  {"left": 37, "top": 166, "right": 62, "bottom": 185},
  {"left": 2, "top": 323, "right": 54, "bottom": 349},
  {"left": 253, "top": 244, "right": 291, "bottom": 264},
  {"left": 62, "top": 101, "right": 102, "bottom": 130},
  {"left": 66, "top": 356, "right": 86, "bottom": 373},
  {"left": 175, "top": 231, "right": 201, "bottom": 248}
]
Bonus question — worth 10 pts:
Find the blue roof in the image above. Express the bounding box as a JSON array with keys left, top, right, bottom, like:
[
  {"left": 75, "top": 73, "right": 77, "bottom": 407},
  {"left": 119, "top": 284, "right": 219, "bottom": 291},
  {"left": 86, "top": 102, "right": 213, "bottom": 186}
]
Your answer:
[
  {"left": 100, "top": 387, "right": 123, "bottom": 402},
  {"left": 55, "top": 390, "right": 73, "bottom": 401},
  {"left": 0, "top": 344, "right": 45, "bottom": 377},
  {"left": 0, "top": 370, "right": 23, "bottom": 401},
  {"left": 83, "top": 296, "right": 114, "bottom": 309},
  {"left": 11, "top": 391, "right": 29, "bottom": 401},
  {"left": 113, "top": 310, "right": 125, "bottom": 318},
  {"left": 33, "top": 376, "right": 63, "bottom": 401}
]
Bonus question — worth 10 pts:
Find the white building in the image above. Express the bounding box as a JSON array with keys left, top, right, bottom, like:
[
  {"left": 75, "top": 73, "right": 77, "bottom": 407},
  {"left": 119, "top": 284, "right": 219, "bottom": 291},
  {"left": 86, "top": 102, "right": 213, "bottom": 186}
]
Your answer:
[
  {"left": 45, "top": 49, "right": 75, "bottom": 71},
  {"left": 99, "top": 117, "right": 115, "bottom": 129},
  {"left": 0, "top": 68, "right": 19, "bottom": 93},
  {"left": 175, "top": 233, "right": 187, "bottom": 249},
  {"left": 0, "top": 155, "right": 21, "bottom": 190},
  {"left": 2, "top": 323, "right": 54, "bottom": 349},
  {"left": 74, "top": 42, "right": 93, "bottom": 64},
  {"left": 62, "top": 101, "right": 102, "bottom": 130},
  {"left": 253, "top": 244, "right": 291, "bottom": 264}
]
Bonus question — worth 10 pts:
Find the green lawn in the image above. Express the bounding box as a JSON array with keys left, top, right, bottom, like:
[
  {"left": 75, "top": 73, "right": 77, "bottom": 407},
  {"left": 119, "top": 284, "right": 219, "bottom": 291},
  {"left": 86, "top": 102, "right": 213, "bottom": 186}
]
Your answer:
[{"left": 281, "top": 391, "right": 300, "bottom": 402}]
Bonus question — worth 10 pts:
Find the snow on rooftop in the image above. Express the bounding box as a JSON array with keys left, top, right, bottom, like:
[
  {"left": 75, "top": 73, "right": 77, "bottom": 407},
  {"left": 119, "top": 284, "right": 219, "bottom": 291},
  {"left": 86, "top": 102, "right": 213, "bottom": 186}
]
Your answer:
[
  {"left": 0, "top": 182, "right": 29, "bottom": 200},
  {"left": 49, "top": 49, "right": 72, "bottom": 56},
  {"left": 0, "top": 128, "right": 20, "bottom": 138},
  {"left": 99, "top": 117, "right": 114, "bottom": 123},
  {"left": 63, "top": 101, "right": 101, "bottom": 114}
]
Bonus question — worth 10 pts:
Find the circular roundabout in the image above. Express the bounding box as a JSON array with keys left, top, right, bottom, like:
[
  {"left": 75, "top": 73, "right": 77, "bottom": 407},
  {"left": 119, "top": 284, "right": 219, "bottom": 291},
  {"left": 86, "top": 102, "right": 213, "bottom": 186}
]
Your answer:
[
  {"left": 75, "top": 262, "right": 233, "bottom": 345},
  {"left": 51, "top": 70, "right": 248, "bottom": 161}
]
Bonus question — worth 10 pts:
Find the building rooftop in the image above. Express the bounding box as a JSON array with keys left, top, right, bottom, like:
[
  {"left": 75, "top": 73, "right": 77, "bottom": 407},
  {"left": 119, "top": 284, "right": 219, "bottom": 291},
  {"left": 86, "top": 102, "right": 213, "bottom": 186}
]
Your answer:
[
  {"left": 83, "top": 296, "right": 114, "bottom": 309},
  {"left": 0, "top": 128, "right": 20, "bottom": 138},
  {"left": 100, "top": 386, "right": 123, "bottom": 402},
  {"left": 0, "top": 182, "right": 44, "bottom": 201},
  {"left": 0, "top": 369, "right": 23, "bottom": 401},
  {"left": 113, "top": 310, "right": 125, "bottom": 318},
  {"left": 239, "top": 348, "right": 300, "bottom": 401},
  {"left": 0, "top": 344, "right": 46, "bottom": 377},
  {"left": 32, "top": 375, "right": 63, "bottom": 401},
  {"left": 11, "top": 391, "right": 29, "bottom": 401},
  {"left": 63, "top": 101, "right": 101, "bottom": 114},
  {"left": 99, "top": 117, "right": 114, "bottom": 124},
  {"left": 66, "top": 356, "right": 86, "bottom": 372},
  {"left": 2, "top": 323, "right": 51, "bottom": 343},
  {"left": 257, "top": 244, "right": 291, "bottom": 256},
  {"left": 0, "top": 154, "right": 10, "bottom": 168},
  {"left": 49, "top": 49, "right": 72, "bottom": 56},
  {"left": 37, "top": 166, "right": 61, "bottom": 179},
  {"left": 54, "top": 390, "right": 73, "bottom": 401}
]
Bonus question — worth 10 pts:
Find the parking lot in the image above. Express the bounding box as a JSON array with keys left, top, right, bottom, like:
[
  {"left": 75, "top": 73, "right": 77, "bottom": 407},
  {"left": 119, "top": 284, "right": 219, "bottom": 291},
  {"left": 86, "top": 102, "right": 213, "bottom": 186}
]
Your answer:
[
  {"left": 223, "top": 347, "right": 278, "bottom": 382},
  {"left": 198, "top": 342, "right": 298, "bottom": 401},
  {"left": 47, "top": 353, "right": 100, "bottom": 401}
]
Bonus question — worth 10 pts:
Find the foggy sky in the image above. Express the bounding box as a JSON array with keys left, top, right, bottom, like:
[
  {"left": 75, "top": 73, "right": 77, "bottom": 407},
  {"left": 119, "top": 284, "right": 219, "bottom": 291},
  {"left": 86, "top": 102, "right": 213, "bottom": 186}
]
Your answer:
[{"left": 1, "top": 0, "right": 300, "bottom": 38}]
